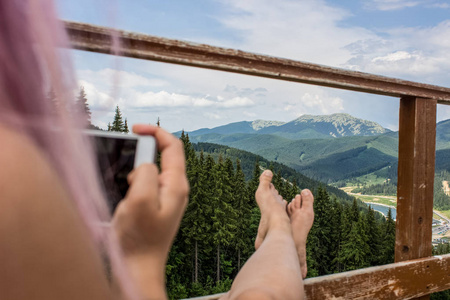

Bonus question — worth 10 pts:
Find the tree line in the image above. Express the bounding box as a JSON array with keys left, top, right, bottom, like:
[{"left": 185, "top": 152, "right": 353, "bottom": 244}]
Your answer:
[
  {"left": 164, "top": 133, "right": 396, "bottom": 299},
  {"left": 48, "top": 86, "right": 132, "bottom": 133}
]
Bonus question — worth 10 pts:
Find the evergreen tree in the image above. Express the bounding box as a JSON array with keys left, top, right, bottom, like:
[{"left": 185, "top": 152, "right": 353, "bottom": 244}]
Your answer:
[
  {"left": 350, "top": 198, "right": 360, "bottom": 223},
  {"left": 180, "top": 131, "right": 195, "bottom": 161},
  {"left": 124, "top": 118, "right": 129, "bottom": 133},
  {"left": 247, "top": 160, "right": 261, "bottom": 208},
  {"left": 286, "top": 180, "right": 300, "bottom": 201},
  {"left": 338, "top": 215, "right": 370, "bottom": 271},
  {"left": 366, "top": 206, "right": 382, "bottom": 265},
  {"left": 107, "top": 122, "right": 111, "bottom": 131},
  {"left": 182, "top": 150, "right": 210, "bottom": 283},
  {"left": 380, "top": 208, "right": 396, "bottom": 264},
  {"left": 76, "top": 86, "right": 92, "bottom": 126},
  {"left": 111, "top": 105, "right": 125, "bottom": 132},
  {"left": 231, "top": 159, "right": 252, "bottom": 271},
  {"left": 330, "top": 199, "right": 344, "bottom": 272},
  {"left": 211, "top": 155, "right": 237, "bottom": 283},
  {"left": 307, "top": 187, "right": 334, "bottom": 276}
]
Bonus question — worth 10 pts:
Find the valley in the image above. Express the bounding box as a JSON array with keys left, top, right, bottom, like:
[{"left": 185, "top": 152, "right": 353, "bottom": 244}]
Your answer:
[{"left": 183, "top": 113, "right": 450, "bottom": 243}]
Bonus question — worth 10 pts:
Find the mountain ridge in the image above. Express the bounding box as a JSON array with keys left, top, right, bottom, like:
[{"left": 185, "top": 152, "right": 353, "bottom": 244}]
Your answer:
[{"left": 178, "top": 113, "right": 390, "bottom": 140}]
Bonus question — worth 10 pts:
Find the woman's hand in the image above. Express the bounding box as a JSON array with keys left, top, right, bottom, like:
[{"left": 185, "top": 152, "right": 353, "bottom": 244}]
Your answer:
[{"left": 112, "top": 124, "right": 189, "bottom": 298}]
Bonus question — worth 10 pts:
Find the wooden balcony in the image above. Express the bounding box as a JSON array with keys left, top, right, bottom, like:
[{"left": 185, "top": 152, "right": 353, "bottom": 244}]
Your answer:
[{"left": 65, "top": 21, "right": 450, "bottom": 299}]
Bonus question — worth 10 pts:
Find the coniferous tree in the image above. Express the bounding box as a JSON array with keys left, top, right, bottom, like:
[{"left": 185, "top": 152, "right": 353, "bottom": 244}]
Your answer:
[
  {"left": 211, "top": 155, "right": 237, "bottom": 283},
  {"left": 248, "top": 160, "right": 261, "bottom": 208},
  {"left": 307, "top": 186, "right": 334, "bottom": 276},
  {"left": 350, "top": 198, "right": 360, "bottom": 223},
  {"left": 330, "top": 199, "right": 344, "bottom": 272},
  {"left": 107, "top": 122, "right": 111, "bottom": 131},
  {"left": 286, "top": 180, "right": 300, "bottom": 201},
  {"left": 380, "top": 208, "right": 396, "bottom": 264},
  {"left": 124, "top": 118, "right": 129, "bottom": 133},
  {"left": 339, "top": 215, "right": 370, "bottom": 271},
  {"left": 203, "top": 155, "right": 219, "bottom": 282},
  {"left": 229, "top": 159, "right": 252, "bottom": 271},
  {"left": 366, "top": 206, "right": 382, "bottom": 265},
  {"left": 273, "top": 170, "right": 283, "bottom": 192},
  {"left": 111, "top": 105, "right": 125, "bottom": 132},
  {"left": 182, "top": 151, "right": 209, "bottom": 283},
  {"left": 76, "top": 86, "right": 92, "bottom": 126}
]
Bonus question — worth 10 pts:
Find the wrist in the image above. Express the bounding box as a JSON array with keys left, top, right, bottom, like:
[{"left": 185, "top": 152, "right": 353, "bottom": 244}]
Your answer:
[{"left": 125, "top": 253, "right": 167, "bottom": 300}]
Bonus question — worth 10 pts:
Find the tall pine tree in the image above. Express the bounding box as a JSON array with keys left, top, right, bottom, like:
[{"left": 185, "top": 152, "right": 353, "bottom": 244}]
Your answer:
[
  {"left": 76, "top": 86, "right": 92, "bottom": 126},
  {"left": 111, "top": 105, "right": 125, "bottom": 132},
  {"left": 380, "top": 208, "right": 396, "bottom": 264}
]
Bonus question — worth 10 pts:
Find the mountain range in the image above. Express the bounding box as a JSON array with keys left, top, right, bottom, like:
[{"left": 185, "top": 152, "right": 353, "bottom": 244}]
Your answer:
[
  {"left": 176, "top": 113, "right": 450, "bottom": 183},
  {"left": 184, "top": 113, "right": 390, "bottom": 140}
]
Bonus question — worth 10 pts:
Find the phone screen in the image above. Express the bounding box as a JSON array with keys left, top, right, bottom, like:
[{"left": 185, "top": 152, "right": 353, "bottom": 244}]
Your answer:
[{"left": 93, "top": 136, "right": 137, "bottom": 212}]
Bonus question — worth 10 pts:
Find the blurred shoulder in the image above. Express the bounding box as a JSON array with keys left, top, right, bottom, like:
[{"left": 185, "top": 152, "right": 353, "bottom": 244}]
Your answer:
[
  {"left": 0, "top": 124, "right": 68, "bottom": 211},
  {"left": 0, "top": 124, "right": 47, "bottom": 174}
]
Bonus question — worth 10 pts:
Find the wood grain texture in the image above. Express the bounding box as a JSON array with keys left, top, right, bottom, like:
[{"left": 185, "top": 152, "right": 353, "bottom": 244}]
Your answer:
[
  {"left": 396, "top": 97, "right": 437, "bottom": 262},
  {"left": 182, "top": 254, "right": 450, "bottom": 299},
  {"left": 64, "top": 21, "right": 450, "bottom": 103},
  {"left": 395, "top": 97, "right": 437, "bottom": 300}
]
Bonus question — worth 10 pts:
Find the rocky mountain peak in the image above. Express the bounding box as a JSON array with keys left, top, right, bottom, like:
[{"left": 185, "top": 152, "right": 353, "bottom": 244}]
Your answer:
[{"left": 251, "top": 119, "right": 285, "bottom": 131}]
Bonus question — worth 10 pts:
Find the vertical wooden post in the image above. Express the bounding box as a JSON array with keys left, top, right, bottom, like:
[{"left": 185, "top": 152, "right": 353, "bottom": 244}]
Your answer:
[{"left": 396, "top": 97, "right": 437, "bottom": 299}]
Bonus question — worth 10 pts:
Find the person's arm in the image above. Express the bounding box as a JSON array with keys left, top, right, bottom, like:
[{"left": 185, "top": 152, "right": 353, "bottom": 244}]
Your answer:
[
  {"left": 0, "top": 126, "right": 113, "bottom": 300},
  {"left": 113, "top": 124, "right": 189, "bottom": 299}
]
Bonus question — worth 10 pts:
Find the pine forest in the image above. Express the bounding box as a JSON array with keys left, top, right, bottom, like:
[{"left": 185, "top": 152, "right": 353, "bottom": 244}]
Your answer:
[{"left": 165, "top": 133, "right": 397, "bottom": 299}]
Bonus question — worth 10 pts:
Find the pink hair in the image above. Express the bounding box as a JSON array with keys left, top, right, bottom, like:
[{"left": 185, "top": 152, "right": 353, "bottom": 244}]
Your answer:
[{"left": 0, "top": 0, "right": 138, "bottom": 298}]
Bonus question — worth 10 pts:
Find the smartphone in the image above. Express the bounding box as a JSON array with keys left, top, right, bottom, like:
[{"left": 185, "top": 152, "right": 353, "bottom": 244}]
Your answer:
[{"left": 84, "top": 130, "right": 157, "bottom": 212}]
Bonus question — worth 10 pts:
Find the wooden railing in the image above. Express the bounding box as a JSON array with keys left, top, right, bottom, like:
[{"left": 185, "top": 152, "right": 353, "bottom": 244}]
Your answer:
[{"left": 65, "top": 20, "right": 450, "bottom": 299}]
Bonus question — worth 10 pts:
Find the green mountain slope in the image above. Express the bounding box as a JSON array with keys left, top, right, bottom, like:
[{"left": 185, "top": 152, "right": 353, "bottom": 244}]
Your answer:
[
  {"left": 189, "top": 132, "right": 399, "bottom": 182},
  {"left": 181, "top": 114, "right": 450, "bottom": 184},
  {"left": 193, "top": 142, "right": 354, "bottom": 202},
  {"left": 179, "top": 113, "right": 390, "bottom": 140}
]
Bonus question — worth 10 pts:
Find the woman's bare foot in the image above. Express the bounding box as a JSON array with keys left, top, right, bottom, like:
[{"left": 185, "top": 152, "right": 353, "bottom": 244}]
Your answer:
[
  {"left": 287, "top": 190, "right": 314, "bottom": 279},
  {"left": 254, "top": 170, "right": 291, "bottom": 251}
]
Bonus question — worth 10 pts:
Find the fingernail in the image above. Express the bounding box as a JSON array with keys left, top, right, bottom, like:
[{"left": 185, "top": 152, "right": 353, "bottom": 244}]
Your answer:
[{"left": 263, "top": 170, "right": 273, "bottom": 177}]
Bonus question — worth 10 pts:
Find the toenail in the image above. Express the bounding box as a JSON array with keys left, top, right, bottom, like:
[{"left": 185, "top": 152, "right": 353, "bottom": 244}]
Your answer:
[
  {"left": 263, "top": 170, "right": 273, "bottom": 177},
  {"left": 302, "top": 189, "right": 311, "bottom": 196}
]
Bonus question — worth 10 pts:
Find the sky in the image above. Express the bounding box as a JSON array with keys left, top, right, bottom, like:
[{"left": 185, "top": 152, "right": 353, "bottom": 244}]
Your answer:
[{"left": 57, "top": 0, "right": 450, "bottom": 132}]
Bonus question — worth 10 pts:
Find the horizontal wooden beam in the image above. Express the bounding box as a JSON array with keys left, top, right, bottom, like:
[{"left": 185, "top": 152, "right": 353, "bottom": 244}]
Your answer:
[
  {"left": 64, "top": 21, "right": 450, "bottom": 103},
  {"left": 182, "top": 254, "right": 450, "bottom": 299}
]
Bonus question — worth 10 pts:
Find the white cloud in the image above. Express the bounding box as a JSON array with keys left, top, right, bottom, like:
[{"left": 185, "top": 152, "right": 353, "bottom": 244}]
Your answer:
[
  {"left": 78, "top": 68, "right": 168, "bottom": 89},
  {"left": 363, "top": 0, "right": 450, "bottom": 10},
  {"left": 343, "top": 20, "right": 450, "bottom": 83},
  {"left": 301, "top": 93, "right": 345, "bottom": 114},
  {"left": 204, "top": 112, "right": 222, "bottom": 120},
  {"left": 364, "top": 0, "right": 421, "bottom": 11},
  {"left": 372, "top": 50, "right": 418, "bottom": 62},
  {"left": 71, "top": 0, "right": 450, "bottom": 132},
  {"left": 98, "top": 89, "right": 256, "bottom": 109},
  {"left": 216, "top": 0, "right": 374, "bottom": 67},
  {"left": 429, "top": 2, "right": 450, "bottom": 8},
  {"left": 78, "top": 80, "right": 115, "bottom": 110}
]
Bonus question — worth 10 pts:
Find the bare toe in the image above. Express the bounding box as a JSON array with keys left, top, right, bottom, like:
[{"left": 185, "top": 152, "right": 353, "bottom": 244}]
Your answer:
[
  {"left": 254, "top": 170, "right": 291, "bottom": 250},
  {"left": 289, "top": 189, "right": 314, "bottom": 278}
]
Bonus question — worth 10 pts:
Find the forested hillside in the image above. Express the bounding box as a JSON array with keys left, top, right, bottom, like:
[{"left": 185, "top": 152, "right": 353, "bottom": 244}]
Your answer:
[
  {"left": 165, "top": 133, "right": 396, "bottom": 299},
  {"left": 192, "top": 142, "right": 353, "bottom": 202},
  {"left": 189, "top": 132, "right": 399, "bottom": 182}
]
